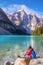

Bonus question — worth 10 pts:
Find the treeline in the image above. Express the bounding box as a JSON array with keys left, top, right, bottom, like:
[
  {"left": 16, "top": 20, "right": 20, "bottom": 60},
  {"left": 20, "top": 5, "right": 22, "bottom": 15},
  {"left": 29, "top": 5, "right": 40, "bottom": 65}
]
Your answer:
[{"left": 32, "top": 25, "right": 43, "bottom": 35}]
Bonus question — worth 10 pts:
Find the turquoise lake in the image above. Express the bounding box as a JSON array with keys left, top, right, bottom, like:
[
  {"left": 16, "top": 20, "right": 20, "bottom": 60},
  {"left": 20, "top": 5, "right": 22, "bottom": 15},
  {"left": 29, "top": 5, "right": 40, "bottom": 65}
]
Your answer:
[{"left": 0, "top": 35, "right": 43, "bottom": 62}]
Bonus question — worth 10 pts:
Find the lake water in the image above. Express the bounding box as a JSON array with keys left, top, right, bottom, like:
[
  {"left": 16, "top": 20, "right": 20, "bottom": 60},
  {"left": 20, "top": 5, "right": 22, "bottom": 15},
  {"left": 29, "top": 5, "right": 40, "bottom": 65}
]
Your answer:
[{"left": 0, "top": 35, "right": 43, "bottom": 64}]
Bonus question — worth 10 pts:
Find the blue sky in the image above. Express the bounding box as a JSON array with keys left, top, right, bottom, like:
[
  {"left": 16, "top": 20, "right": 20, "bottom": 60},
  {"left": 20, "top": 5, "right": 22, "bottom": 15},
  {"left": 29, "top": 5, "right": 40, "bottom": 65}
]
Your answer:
[{"left": 0, "top": 0, "right": 43, "bottom": 16}]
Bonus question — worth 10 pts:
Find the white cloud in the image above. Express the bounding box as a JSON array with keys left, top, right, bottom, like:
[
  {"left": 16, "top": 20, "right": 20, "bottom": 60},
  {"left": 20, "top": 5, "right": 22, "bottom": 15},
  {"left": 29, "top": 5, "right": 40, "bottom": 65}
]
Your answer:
[{"left": 1, "top": 4, "right": 43, "bottom": 17}]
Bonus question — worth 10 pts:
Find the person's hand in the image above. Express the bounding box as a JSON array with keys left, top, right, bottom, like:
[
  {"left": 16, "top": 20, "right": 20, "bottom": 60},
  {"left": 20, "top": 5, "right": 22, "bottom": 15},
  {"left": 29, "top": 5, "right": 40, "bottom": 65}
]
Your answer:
[
  {"left": 25, "top": 51, "right": 26, "bottom": 54},
  {"left": 24, "top": 54, "right": 26, "bottom": 56}
]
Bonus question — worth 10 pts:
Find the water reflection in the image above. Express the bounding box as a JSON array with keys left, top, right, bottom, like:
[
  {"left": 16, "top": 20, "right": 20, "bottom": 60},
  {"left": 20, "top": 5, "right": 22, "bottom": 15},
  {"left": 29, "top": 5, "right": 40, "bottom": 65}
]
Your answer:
[
  {"left": 31, "top": 36, "right": 43, "bottom": 56},
  {"left": 11, "top": 36, "right": 43, "bottom": 57}
]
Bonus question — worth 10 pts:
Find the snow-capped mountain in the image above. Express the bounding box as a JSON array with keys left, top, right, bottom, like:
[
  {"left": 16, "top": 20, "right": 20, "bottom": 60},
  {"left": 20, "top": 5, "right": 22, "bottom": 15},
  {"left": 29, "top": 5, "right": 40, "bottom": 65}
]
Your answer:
[
  {"left": 12, "top": 9, "right": 30, "bottom": 25},
  {"left": 11, "top": 9, "right": 32, "bottom": 34},
  {"left": 7, "top": 9, "right": 41, "bottom": 31},
  {"left": 7, "top": 13, "right": 12, "bottom": 21},
  {"left": 0, "top": 7, "right": 43, "bottom": 35},
  {"left": 3, "top": 5, "right": 39, "bottom": 17},
  {"left": 29, "top": 14, "right": 41, "bottom": 30},
  {"left": 0, "top": 8, "right": 31, "bottom": 35}
]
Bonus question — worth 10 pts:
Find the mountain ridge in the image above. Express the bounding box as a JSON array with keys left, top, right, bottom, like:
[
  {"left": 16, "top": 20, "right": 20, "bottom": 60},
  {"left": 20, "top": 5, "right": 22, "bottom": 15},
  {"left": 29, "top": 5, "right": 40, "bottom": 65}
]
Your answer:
[
  {"left": 7, "top": 9, "right": 43, "bottom": 30},
  {"left": 0, "top": 8, "right": 43, "bottom": 35}
]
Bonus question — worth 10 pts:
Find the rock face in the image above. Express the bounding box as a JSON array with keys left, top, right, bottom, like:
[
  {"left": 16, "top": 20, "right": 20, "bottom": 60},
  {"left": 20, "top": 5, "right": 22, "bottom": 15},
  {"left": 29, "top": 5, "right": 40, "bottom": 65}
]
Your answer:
[
  {"left": 7, "top": 9, "right": 42, "bottom": 32},
  {"left": 0, "top": 8, "right": 16, "bottom": 35},
  {"left": 0, "top": 8, "right": 32, "bottom": 35},
  {"left": 0, "top": 27, "right": 12, "bottom": 35},
  {"left": 0, "top": 8, "right": 11, "bottom": 22},
  {"left": 11, "top": 9, "right": 32, "bottom": 35},
  {"left": 7, "top": 14, "right": 12, "bottom": 21},
  {"left": 40, "top": 16, "right": 43, "bottom": 25},
  {"left": 29, "top": 14, "right": 41, "bottom": 30}
]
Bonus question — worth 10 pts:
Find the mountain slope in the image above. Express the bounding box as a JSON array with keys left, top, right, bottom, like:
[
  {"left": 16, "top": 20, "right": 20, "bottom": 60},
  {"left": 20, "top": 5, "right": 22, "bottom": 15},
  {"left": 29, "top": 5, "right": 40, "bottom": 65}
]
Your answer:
[
  {"left": 0, "top": 8, "right": 42, "bottom": 35},
  {"left": 0, "top": 8, "right": 15, "bottom": 30},
  {"left": 0, "top": 8, "right": 16, "bottom": 35},
  {"left": 0, "top": 27, "right": 12, "bottom": 35},
  {"left": 0, "top": 8, "right": 11, "bottom": 22},
  {"left": 7, "top": 9, "right": 42, "bottom": 34},
  {"left": 11, "top": 10, "right": 32, "bottom": 34}
]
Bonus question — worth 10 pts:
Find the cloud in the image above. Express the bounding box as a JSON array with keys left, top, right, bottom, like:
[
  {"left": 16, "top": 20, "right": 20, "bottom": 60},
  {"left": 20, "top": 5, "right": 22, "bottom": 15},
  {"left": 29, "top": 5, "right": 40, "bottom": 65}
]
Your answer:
[{"left": 1, "top": 4, "right": 43, "bottom": 17}]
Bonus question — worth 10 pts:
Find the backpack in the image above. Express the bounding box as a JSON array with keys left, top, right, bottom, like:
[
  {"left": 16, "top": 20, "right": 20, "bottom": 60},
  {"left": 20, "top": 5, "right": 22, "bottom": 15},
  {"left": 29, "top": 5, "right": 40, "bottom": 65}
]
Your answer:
[{"left": 31, "top": 50, "right": 36, "bottom": 58}]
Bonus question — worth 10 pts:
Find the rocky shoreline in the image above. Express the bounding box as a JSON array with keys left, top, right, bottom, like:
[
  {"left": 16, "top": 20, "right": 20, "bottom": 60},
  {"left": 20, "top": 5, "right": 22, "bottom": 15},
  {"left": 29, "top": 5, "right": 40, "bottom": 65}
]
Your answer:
[{"left": 4, "top": 57, "right": 43, "bottom": 65}]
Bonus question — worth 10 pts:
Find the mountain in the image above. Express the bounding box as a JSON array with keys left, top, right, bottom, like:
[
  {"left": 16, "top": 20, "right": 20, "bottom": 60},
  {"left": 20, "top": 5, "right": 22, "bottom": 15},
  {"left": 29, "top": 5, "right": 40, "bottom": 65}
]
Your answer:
[
  {"left": 0, "top": 8, "right": 16, "bottom": 35},
  {"left": 0, "top": 27, "right": 12, "bottom": 35},
  {"left": 0, "top": 8, "right": 10, "bottom": 22},
  {"left": 0, "top": 8, "right": 31, "bottom": 35},
  {"left": 11, "top": 9, "right": 32, "bottom": 34},
  {"left": 7, "top": 13, "right": 12, "bottom": 21},
  {"left": 0, "top": 8, "right": 43, "bottom": 35},
  {"left": 40, "top": 16, "right": 43, "bottom": 25},
  {"left": 8, "top": 9, "right": 41, "bottom": 31},
  {"left": 6, "top": 9, "right": 43, "bottom": 34},
  {"left": 3, "top": 5, "right": 39, "bottom": 17},
  {"left": 29, "top": 14, "right": 41, "bottom": 30}
]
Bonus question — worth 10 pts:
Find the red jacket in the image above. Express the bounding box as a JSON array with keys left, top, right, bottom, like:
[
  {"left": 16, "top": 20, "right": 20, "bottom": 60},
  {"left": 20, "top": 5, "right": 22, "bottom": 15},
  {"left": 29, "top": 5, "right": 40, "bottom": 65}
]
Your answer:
[{"left": 25, "top": 49, "right": 32, "bottom": 58}]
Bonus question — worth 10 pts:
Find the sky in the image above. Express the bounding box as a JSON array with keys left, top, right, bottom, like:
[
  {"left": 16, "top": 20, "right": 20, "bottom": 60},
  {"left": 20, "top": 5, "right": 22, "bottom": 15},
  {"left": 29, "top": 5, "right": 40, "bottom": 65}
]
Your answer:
[{"left": 0, "top": 0, "right": 43, "bottom": 16}]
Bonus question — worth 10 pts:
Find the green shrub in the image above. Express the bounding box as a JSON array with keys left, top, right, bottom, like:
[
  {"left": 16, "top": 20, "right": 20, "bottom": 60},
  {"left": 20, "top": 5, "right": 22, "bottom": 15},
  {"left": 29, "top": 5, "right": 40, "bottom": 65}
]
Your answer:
[{"left": 32, "top": 25, "right": 43, "bottom": 35}]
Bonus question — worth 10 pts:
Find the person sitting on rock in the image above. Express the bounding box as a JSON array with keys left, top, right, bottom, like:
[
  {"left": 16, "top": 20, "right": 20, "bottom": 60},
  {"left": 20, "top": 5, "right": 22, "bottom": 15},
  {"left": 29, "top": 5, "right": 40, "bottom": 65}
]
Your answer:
[
  {"left": 18, "top": 46, "right": 36, "bottom": 59},
  {"left": 25, "top": 46, "right": 36, "bottom": 59},
  {"left": 25, "top": 46, "right": 33, "bottom": 59}
]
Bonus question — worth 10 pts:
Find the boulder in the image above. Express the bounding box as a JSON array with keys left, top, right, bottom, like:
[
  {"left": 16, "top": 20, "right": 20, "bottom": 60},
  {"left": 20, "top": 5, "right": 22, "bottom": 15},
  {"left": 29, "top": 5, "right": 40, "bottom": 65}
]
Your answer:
[
  {"left": 14, "top": 58, "right": 43, "bottom": 65},
  {"left": 14, "top": 58, "right": 30, "bottom": 65},
  {"left": 4, "top": 58, "right": 43, "bottom": 65},
  {"left": 4, "top": 61, "right": 14, "bottom": 65},
  {"left": 29, "top": 58, "right": 43, "bottom": 65}
]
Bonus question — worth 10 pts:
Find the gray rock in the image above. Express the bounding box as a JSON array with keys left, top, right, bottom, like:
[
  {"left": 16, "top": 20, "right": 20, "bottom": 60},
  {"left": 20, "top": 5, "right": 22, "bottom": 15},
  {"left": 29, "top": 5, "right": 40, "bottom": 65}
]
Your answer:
[{"left": 29, "top": 58, "right": 43, "bottom": 65}]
